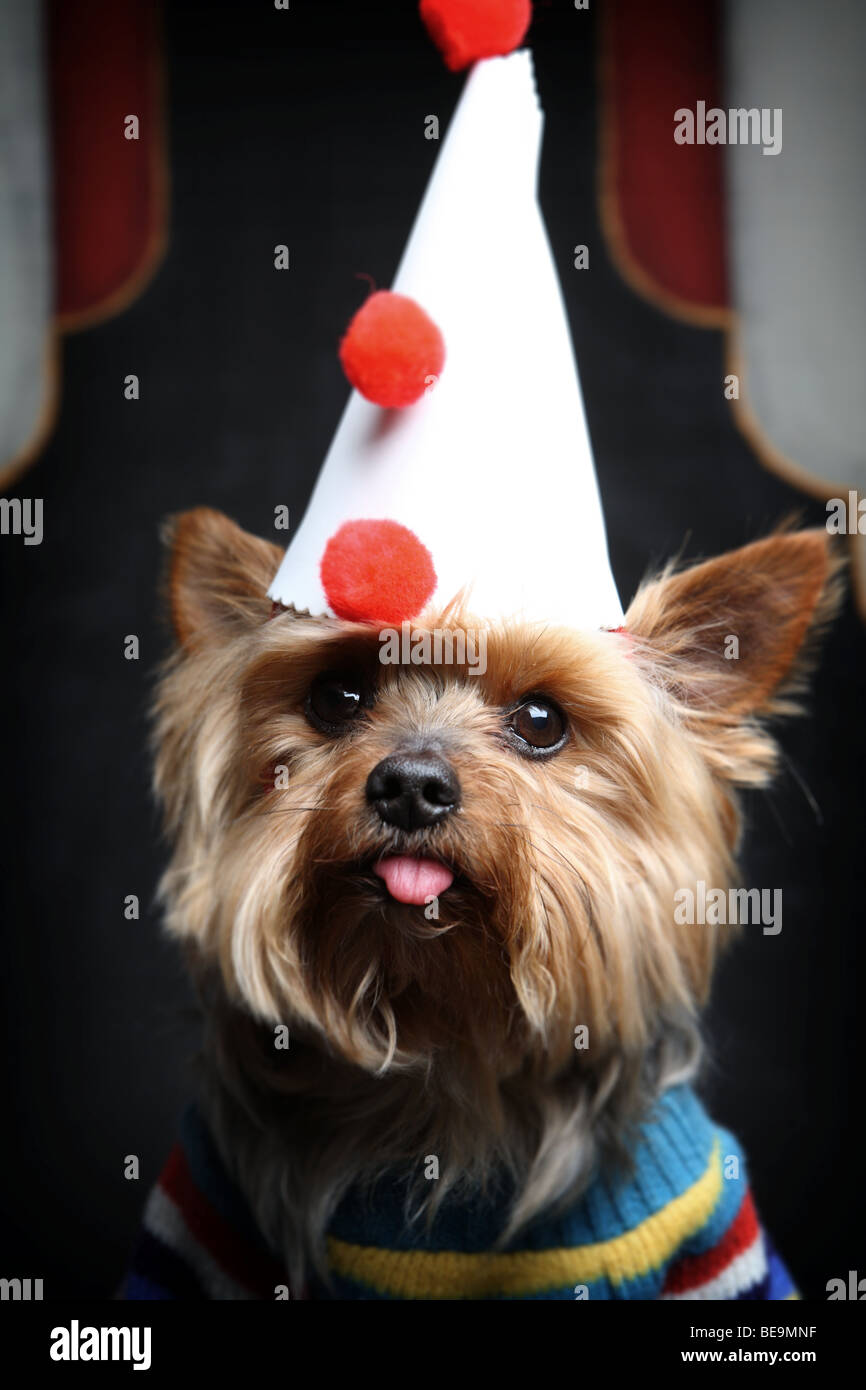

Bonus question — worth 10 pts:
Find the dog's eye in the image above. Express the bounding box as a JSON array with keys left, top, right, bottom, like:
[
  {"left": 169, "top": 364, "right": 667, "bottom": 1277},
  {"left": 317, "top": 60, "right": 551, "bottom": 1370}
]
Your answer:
[
  {"left": 506, "top": 696, "right": 567, "bottom": 756},
  {"left": 306, "top": 671, "right": 368, "bottom": 734}
]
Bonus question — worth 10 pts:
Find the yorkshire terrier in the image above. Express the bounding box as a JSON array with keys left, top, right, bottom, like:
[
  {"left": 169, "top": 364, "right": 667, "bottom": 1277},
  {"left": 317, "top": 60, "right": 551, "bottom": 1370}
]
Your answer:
[{"left": 129, "top": 508, "right": 840, "bottom": 1301}]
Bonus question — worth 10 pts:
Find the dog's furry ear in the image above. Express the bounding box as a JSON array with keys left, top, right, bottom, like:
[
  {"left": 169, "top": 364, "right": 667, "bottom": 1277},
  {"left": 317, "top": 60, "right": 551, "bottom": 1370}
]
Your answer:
[
  {"left": 163, "top": 508, "right": 283, "bottom": 648},
  {"left": 624, "top": 529, "right": 844, "bottom": 720}
]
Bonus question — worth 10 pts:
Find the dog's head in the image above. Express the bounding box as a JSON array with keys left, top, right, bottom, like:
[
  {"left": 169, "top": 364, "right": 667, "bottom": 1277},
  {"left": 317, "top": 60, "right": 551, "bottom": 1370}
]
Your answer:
[{"left": 154, "top": 509, "right": 840, "bottom": 1101}]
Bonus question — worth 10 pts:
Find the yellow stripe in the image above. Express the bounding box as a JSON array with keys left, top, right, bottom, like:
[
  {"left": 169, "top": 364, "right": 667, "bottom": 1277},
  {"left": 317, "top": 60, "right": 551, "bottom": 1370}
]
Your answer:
[{"left": 327, "top": 1139, "right": 723, "bottom": 1299}]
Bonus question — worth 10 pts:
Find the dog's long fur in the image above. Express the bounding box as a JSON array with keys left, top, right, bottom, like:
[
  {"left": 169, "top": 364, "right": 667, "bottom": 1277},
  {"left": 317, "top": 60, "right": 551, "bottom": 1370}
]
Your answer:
[{"left": 153, "top": 509, "right": 842, "bottom": 1288}]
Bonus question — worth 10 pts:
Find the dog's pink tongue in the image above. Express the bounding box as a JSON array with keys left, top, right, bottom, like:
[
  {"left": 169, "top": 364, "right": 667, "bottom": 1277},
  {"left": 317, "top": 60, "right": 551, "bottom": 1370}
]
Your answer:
[{"left": 373, "top": 856, "right": 454, "bottom": 905}]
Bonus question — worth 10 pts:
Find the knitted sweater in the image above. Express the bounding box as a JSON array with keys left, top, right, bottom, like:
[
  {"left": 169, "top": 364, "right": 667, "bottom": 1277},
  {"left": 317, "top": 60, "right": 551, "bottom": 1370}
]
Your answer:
[{"left": 122, "top": 1085, "right": 797, "bottom": 1301}]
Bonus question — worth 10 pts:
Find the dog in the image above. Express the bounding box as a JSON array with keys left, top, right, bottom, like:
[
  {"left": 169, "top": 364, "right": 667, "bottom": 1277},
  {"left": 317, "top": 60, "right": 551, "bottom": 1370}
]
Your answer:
[{"left": 127, "top": 507, "right": 840, "bottom": 1301}]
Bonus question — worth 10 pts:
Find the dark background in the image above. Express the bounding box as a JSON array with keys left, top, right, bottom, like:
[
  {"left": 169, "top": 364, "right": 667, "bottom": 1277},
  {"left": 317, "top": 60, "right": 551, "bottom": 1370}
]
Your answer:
[{"left": 1, "top": 0, "right": 863, "bottom": 1300}]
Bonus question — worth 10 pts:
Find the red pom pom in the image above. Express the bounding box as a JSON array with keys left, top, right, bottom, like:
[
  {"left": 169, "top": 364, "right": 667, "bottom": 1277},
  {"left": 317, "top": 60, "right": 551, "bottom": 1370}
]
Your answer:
[
  {"left": 419, "top": 0, "right": 532, "bottom": 71},
  {"left": 339, "top": 290, "right": 445, "bottom": 409},
  {"left": 321, "top": 520, "right": 437, "bottom": 625}
]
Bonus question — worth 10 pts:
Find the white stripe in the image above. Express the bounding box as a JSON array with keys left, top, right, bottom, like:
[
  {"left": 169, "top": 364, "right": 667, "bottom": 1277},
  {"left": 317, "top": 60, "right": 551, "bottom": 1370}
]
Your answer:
[
  {"left": 662, "top": 1231, "right": 767, "bottom": 1301},
  {"left": 142, "top": 1184, "right": 258, "bottom": 1301}
]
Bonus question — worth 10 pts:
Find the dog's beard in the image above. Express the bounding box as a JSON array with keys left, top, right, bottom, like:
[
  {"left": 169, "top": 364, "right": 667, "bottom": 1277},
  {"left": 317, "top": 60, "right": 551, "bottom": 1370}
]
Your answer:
[
  {"left": 296, "top": 864, "right": 523, "bottom": 1070},
  {"left": 217, "top": 776, "right": 587, "bottom": 1082}
]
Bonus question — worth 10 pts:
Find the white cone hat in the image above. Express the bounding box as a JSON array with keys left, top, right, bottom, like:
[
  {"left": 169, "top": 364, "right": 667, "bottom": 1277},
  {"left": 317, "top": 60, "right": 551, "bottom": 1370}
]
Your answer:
[{"left": 269, "top": 49, "right": 623, "bottom": 631}]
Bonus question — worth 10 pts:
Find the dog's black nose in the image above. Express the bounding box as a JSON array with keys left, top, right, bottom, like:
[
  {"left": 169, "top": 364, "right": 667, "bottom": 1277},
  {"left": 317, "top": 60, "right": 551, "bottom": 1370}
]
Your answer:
[{"left": 366, "top": 752, "right": 460, "bottom": 831}]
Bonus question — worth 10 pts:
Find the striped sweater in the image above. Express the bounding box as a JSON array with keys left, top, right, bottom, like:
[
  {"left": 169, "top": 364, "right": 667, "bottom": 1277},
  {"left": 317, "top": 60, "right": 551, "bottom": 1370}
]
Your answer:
[{"left": 122, "top": 1085, "right": 797, "bottom": 1300}]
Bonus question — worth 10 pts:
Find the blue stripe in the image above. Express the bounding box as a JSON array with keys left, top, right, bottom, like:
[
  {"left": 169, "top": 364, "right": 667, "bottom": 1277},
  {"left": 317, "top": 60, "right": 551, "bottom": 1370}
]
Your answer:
[{"left": 123, "top": 1227, "right": 206, "bottom": 1302}]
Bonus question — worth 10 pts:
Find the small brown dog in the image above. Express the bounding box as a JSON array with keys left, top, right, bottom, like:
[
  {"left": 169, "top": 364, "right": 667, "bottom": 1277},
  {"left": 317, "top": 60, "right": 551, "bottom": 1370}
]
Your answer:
[{"left": 134, "top": 508, "right": 840, "bottom": 1301}]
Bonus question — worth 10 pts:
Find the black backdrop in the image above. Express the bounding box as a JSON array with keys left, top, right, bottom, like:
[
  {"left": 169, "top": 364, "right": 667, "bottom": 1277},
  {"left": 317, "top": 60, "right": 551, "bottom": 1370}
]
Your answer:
[{"left": 1, "top": 0, "right": 863, "bottom": 1300}]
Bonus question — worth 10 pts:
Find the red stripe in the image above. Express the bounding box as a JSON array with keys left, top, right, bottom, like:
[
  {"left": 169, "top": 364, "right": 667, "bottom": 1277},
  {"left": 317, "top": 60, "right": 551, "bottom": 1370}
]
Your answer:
[
  {"left": 663, "top": 1189, "right": 760, "bottom": 1294},
  {"left": 158, "top": 1145, "right": 284, "bottom": 1296},
  {"left": 603, "top": 0, "right": 728, "bottom": 313},
  {"left": 48, "top": 0, "right": 165, "bottom": 322}
]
